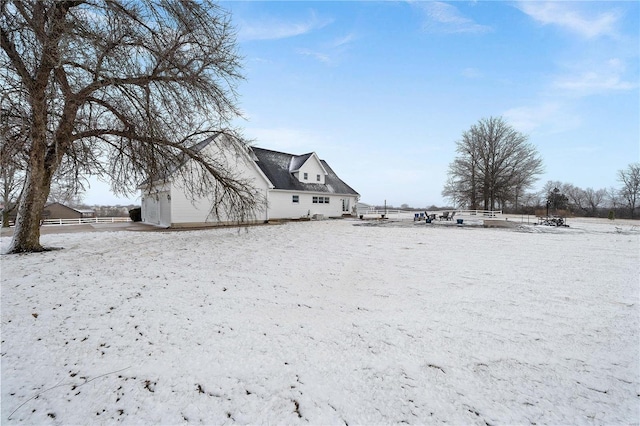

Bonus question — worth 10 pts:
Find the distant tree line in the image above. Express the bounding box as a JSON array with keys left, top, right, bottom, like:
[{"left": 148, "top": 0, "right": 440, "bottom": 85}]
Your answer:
[
  {"left": 84, "top": 205, "right": 138, "bottom": 217},
  {"left": 506, "top": 174, "right": 638, "bottom": 219},
  {"left": 441, "top": 116, "right": 639, "bottom": 219},
  {"left": 448, "top": 165, "right": 640, "bottom": 220},
  {"left": 524, "top": 163, "right": 639, "bottom": 219}
]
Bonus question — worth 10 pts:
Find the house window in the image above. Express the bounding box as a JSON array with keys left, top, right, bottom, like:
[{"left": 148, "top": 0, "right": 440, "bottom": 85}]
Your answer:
[
  {"left": 316, "top": 174, "right": 321, "bottom": 181},
  {"left": 303, "top": 172, "right": 308, "bottom": 180},
  {"left": 312, "top": 196, "right": 329, "bottom": 204},
  {"left": 292, "top": 195, "right": 299, "bottom": 203}
]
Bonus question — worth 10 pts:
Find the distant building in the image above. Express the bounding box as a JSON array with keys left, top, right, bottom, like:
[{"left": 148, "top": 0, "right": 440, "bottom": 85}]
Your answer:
[
  {"left": 356, "top": 202, "right": 372, "bottom": 212},
  {"left": 43, "top": 203, "right": 96, "bottom": 220}
]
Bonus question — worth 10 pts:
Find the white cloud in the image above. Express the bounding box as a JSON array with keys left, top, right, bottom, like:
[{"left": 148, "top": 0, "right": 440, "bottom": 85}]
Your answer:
[
  {"left": 503, "top": 102, "right": 581, "bottom": 134},
  {"left": 516, "top": 2, "right": 620, "bottom": 38},
  {"left": 555, "top": 72, "right": 636, "bottom": 93},
  {"left": 553, "top": 58, "right": 637, "bottom": 95},
  {"left": 418, "top": 2, "right": 492, "bottom": 34},
  {"left": 331, "top": 32, "right": 357, "bottom": 48},
  {"left": 237, "top": 11, "right": 332, "bottom": 41},
  {"left": 296, "top": 48, "right": 332, "bottom": 64},
  {"left": 296, "top": 32, "right": 358, "bottom": 65}
]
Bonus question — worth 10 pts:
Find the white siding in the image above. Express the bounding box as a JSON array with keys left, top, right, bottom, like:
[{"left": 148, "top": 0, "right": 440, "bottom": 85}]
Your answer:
[
  {"left": 169, "top": 140, "right": 269, "bottom": 226},
  {"left": 297, "top": 154, "right": 326, "bottom": 184},
  {"left": 268, "top": 191, "right": 357, "bottom": 219},
  {"left": 168, "top": 185, "right": 215, "bottom": 224}
]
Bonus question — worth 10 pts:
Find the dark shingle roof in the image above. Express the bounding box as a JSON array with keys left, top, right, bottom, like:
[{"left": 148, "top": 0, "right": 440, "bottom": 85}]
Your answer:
[
  {"left": 141, "top": 137, "right": 358, "bottom": 196},
  {"left": 252, "top": 147, "right": 358, "bottom": 195}
]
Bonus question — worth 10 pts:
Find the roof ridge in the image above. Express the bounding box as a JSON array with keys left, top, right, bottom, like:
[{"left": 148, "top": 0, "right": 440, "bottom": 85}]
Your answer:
[{"left": 252, "top": 146, "right": 301, "bottom": 157}]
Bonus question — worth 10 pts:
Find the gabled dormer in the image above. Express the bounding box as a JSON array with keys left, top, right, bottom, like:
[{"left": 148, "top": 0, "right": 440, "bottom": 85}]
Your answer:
[{"left": 289, "top": 152, "right": 328, "bottom": 184}]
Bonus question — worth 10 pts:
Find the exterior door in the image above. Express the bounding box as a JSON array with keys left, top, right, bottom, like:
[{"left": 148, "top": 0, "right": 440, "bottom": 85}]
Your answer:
[
  {"left": 158, "top": 191, "right": 171, "bottom": 227},
  {"left": 143, "top": 194, "right": 159, "bottom": 224},
  {"left": 342, "top": 198, "right": 350, "bottom": 213}
]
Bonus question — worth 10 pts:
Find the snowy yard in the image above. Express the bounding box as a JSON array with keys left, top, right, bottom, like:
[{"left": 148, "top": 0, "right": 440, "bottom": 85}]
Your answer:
[{"left": 1, "top": 218, "right": 639, "bottom": 424}]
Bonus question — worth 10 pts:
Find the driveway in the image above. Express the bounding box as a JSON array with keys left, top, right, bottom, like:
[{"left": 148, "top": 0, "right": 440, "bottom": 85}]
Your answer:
[{"left": 0, "top": 222, "right": 158, "bottom": 237}]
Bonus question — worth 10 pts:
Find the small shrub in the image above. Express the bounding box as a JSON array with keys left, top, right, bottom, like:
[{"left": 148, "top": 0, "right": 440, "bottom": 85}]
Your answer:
[
  {"left": 129, "top": 207, "right": 142, "bottom": 222},
  {"left": 608, "top": 210, "right": 615, "bottom": 221}
]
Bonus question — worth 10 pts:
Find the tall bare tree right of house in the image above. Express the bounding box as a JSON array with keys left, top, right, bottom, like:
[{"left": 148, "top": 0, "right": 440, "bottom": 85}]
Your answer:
[
  {"left": 1, "top": 1, "right": 262, "bottom": 253},
  {"left": 618, "top": 163, "right": 640, "bottom": 218},
  {"left": 443, "top": 117, "right": 544, "bottom": 210}
]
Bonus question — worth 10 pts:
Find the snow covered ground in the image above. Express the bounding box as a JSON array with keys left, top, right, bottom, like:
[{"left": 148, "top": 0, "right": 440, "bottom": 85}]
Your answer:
[{"left": 1, "top": 217, "right": 639, "bottom": 424}]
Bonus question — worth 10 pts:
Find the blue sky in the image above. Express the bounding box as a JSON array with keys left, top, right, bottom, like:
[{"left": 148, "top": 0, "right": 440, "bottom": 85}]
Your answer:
[{"left": 88, "top": 1, "right": 639, "bottom": 207}]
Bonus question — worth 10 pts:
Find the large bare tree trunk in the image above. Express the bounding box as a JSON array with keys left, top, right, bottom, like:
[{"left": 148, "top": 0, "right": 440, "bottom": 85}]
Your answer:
[{"left": 8, "top": 144, "right": 53, "bottom": 253}]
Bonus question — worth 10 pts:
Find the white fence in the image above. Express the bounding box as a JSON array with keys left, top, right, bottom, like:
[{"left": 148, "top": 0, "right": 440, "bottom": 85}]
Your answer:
[
  {"left": 357, "top": 209, "right": 408, "bottom": 216},
  {"left": 356, "top": 209, "right": 503, "bottom": 220},
  {"left": 454, "top": 210, "right": 502, "bottom": 217},
  {"left": 41, "top": 217, "right": 132, "bottom": 226}
]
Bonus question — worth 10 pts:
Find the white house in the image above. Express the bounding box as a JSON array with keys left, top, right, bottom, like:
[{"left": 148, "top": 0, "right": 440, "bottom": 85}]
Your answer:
[{"left": 140, "top": 134, "right": 359, "bottom": 227}]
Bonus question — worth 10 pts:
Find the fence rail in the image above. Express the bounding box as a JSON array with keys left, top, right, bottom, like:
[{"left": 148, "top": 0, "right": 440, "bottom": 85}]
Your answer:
[
  {"left": 39, "top": 217, "right": 132, "bottom": 226},
  {"left": 2, "top": 217, "right": 132, "bottom": 227},
  {"left": 454, "top": 209, "right": 502, "bottom": 217},
  {"left": 357, "top": 209, "right": 503, "bottom": 218},
  {"left": 357, "top": 209, "right": 408, "bottom": 216}
]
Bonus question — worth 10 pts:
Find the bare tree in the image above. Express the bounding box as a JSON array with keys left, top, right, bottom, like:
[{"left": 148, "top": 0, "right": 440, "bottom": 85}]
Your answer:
[
  {"left": 541, "top": 181, "right": 564, "bottom": 194},
  {"left": 605, "top": 186, "right": 621, "bottom": 212},
  {"left": 442, "top": 162, "right": 476, "bottom": 209},
  {"left": 443, "top": 117, "right": 544, "bottom": 210},
  {"left": 1, "top": 73, "right": 27, "bottom": 227},
  {"left": 0, "top": 161, "right": 23, "bottom": 227},
  {"left": 526, "top": 191, "right": 543, "bottom": 211},
  {"left": 1, "top": 0, "right": 261, "bottom": 253},
  {"left": 46, "top": 180, "right": 85, "bottom": 206},
  {"left": 539, "top": 181, "right": 569, "bottom": 215},
  {"left": 618, "top": 163, "right": 640, "bottom": 218},
  {"left": 564, "top": 184, "right": 587, "bottom": 215},
  {"left": 538, "top": 182, "right": 609, "bottom": 217},
  {"left": 583, "top": 187, "right": 606, "bottom": 217}
]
